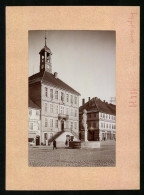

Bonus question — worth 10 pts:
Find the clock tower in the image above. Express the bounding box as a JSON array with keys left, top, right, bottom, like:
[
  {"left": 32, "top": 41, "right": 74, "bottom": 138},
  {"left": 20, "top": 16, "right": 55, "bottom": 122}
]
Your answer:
[{"left": 39, "top": 36, "right": 52, "bottom": 73}]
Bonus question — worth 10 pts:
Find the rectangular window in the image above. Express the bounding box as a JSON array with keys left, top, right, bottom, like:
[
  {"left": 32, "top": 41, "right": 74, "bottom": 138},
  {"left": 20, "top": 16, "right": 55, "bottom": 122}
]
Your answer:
[
  {"left": 60, "top": 106, "right": 63, "bottom": 114},
  {"left": 93, "top": 122, "right": 96, "bottom": 128},
  {"left": 36, "top": 110, "right": 39, "bottom": 116},
  {"left": 96, "top": 122, "right": 99, "bottom": 128},
  {"left": 55, "top": 90, "right": 58, "bottom": 99},
  {"left": 71, "top": 122, "right": 73, "bottom": 130},
  {"left": 50, "top": 89, "right": 53, "bottom": 99},
  {"left": 71, "top": 95, "right": 73, "bottom": 103},
  {"left": 66, "top": 108, "right": 69, "bottom": 115},
  {"left": 50, "top": 104, "right": 53, "bottom": 113},
  {"left": 94, "top": 113, "right": 96, "bottom": 117},
  {"left": 75, "top": 110, "right": 77, "bottom": 117},
  {"left": 29, "top": 123, "right": 33, "bottom": 130},
  {"left": 29, "top": 110, "right": 32, "bottom": 116},
  {"left": 66, "top": 121, "right": 69, "bottom": 128},
  {"left": 89, "top": 114, "right": 91, "bottom": 118},
  {"left": 66, "top": 94, "right": 69, "bottom": 102},
  {"left": 56, "top": 105, "right": 58, "bottom": 114},
  {"left": 75, "top": 96, "right": 77, "bottom": 104},
  {"left": 61, "top": 92, "right": 64, "bottom": 101},
  {"left": 50, "top": 119, "right": 53, "bottom": 128},
  {"left": 55, "top": 120, "right": 58, "bottom": 128},
  {"left": 101, "top": 123, "right": 103, "bottom": 128},
  {"left": 45, "top": 87, "right": 48, "bottom": 97},
  {"left": 71, "top": 109, "right": 73, "bottom": 116},
  {"left": 45, "top": 103, "right": 47, "bottom": 112},
  {"left": 44, "top": 133, "right": 48, "bottom": 140},
  {"left": 45, "top": 118, "right": 48, "bottom": 127},
  {"left": 74, "top": 122, "right": 77, "bottom": 129}
]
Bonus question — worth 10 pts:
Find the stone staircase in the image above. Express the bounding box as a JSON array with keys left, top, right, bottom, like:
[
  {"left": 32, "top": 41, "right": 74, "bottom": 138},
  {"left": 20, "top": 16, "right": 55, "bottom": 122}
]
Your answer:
[
  {"left": 64, "top": 128, "right": 79, "bottom": 140},
  {"left": 48, "top": 131, "right": 64, "bottom": 145},
  {"left": 48, "top": 129, "right": 79, "bottom": 145}
]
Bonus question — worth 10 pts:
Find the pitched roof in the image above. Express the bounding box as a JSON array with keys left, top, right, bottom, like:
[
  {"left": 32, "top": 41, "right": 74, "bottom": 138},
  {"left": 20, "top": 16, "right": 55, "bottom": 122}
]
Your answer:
[
  {"left": 29, "top": 98, "right": 40, "bottom": 109},
  {"left": 79, "top": 97, "right": 116, "bottom": 115},
  {"left": 29, "top": 71, "right": 81, "bottom": 96}
]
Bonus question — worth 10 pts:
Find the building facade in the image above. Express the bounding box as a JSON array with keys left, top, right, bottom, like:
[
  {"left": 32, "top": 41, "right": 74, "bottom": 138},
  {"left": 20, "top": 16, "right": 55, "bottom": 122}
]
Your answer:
[
  {"left": 29, "top": 38, "right": 80, "bottom": 146},
  {"left": 28, "top": 99, "right": 41, "bottom": 145},
  {"left": 79, "top": 97, "right": 116, "bottom": 141}
]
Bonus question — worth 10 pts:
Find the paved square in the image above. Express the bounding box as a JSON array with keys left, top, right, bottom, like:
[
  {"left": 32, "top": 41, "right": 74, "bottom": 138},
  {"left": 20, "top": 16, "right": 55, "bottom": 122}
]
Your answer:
[{"left": 29, "top": 140, "right": 116, "bottom": 167}]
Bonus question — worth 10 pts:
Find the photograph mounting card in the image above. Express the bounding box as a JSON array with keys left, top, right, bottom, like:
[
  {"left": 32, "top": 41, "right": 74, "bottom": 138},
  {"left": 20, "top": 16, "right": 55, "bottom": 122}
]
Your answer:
[{"left": 6, "top": 6, "right": 139, "bottom": 190}]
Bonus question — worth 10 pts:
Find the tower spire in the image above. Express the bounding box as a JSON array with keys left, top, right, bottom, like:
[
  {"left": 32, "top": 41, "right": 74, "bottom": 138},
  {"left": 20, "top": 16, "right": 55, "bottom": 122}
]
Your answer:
[{"left": 45, "top": 31, "right": 47, "bottom": 46}]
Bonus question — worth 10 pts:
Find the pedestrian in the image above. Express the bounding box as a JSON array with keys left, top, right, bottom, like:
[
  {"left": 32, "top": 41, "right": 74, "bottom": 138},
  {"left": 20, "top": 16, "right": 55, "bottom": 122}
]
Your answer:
[
  {"left": 65, "top": 139, "right": 68, "bottom": 147},
  {"left": 53, "top": 139, "right": 57, "bottom": 150}
]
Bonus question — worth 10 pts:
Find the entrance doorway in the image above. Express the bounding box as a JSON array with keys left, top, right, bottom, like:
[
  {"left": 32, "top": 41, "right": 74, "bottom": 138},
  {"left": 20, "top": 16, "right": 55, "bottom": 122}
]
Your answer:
[
  {"left": 61, "top": 120, "right": 64, "bottom": 131},
  {"left": 36, "top": 136, "right": 40, "bottom": 145}
]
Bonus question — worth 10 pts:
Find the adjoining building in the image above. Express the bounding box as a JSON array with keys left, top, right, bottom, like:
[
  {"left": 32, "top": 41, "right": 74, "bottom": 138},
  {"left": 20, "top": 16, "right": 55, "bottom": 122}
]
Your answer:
[
  {"left": 79, "top": 97, "right": 116, "bottom": 141},
  {"left": 28, "top": 37, "right": 80, "bottom": 146},
  {"left": 28, "top": 98, "right": 41, "bottom": 145}
]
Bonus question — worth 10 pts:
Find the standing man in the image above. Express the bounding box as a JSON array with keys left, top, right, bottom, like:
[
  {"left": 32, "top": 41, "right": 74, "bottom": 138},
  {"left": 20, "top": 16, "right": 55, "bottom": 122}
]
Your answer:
[{"left": 53, "top": 139, "right": 57, "bottom": 150}]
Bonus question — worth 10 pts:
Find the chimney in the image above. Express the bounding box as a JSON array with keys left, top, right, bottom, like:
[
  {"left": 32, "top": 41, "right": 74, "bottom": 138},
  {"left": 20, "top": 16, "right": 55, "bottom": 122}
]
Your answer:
[
  {"left": 103, "top": 100, "right": 105, "bottom": 103},
  {"left": 82, "top": 98, "right": 85, "bottom": 106},
  {"left": 88, "top": 97, "right": 91, "bottom": 101},
  {"left": 54, "top": 72, "right": 58, "bottom": 79}
]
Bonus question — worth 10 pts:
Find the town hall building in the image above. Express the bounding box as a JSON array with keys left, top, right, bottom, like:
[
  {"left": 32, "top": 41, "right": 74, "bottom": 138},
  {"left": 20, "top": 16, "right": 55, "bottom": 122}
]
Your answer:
[{"left": 28, "top": 37, "right": 80, "bottom": 146}]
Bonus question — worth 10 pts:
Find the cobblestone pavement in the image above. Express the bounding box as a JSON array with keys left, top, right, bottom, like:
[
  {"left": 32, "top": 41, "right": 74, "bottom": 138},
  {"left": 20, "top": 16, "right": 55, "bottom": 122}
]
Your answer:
[{"left": 29, "top": 140, "right": 116, "bottom": 167}]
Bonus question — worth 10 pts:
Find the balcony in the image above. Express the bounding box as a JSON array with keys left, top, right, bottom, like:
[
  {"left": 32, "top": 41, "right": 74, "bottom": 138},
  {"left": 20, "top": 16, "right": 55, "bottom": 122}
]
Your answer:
[{"left": 58, "top": 114, "right": 69, "bottom": 120}]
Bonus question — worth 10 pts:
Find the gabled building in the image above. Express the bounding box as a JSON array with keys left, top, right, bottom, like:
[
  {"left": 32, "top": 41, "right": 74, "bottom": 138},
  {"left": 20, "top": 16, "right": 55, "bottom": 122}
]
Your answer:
[
  {"left": 79, "top": 97, "right": 116, "bottom": 141},
  {"left": 29, "top": 37, "right": 80, "bottom": 146},
  {"left": 28, "top": 98, "right": 41, "bottom": 145}
]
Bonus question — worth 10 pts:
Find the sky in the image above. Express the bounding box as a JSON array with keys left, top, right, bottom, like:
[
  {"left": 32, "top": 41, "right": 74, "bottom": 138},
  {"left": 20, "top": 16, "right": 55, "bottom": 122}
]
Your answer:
[{"left": 29, "top": 30, "right": 116, "bottom": 106}]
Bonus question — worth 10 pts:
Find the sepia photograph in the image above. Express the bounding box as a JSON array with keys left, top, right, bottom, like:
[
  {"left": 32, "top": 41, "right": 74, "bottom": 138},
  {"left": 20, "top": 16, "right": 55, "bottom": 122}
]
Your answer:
[{"left": 28, "top": 30, "right": 116, "bottom": 167}]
